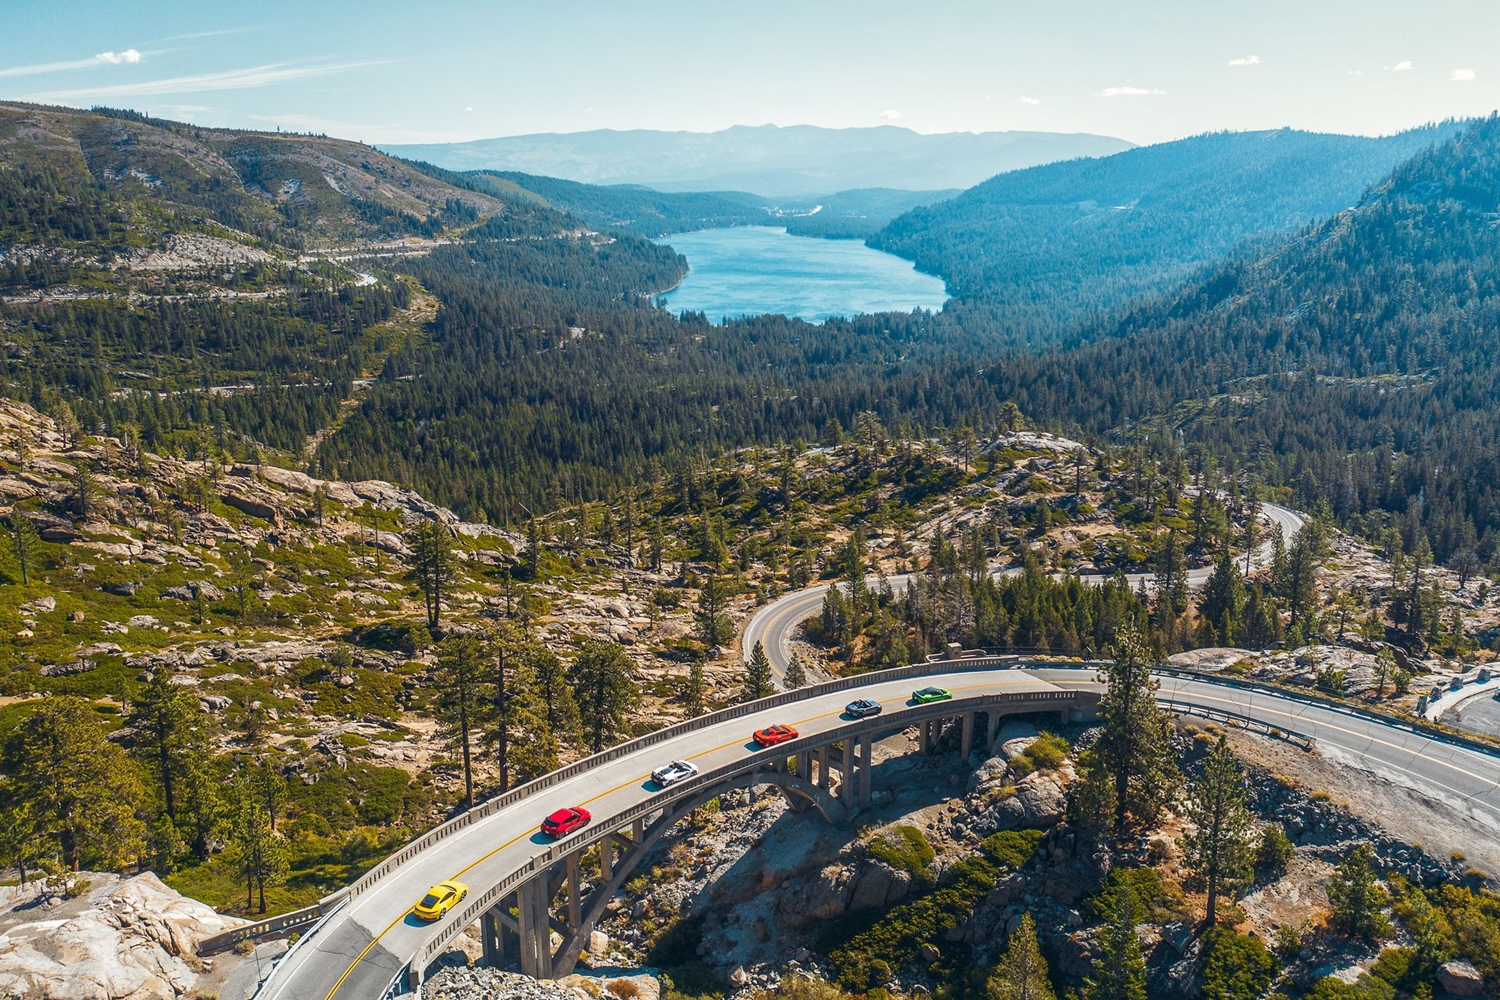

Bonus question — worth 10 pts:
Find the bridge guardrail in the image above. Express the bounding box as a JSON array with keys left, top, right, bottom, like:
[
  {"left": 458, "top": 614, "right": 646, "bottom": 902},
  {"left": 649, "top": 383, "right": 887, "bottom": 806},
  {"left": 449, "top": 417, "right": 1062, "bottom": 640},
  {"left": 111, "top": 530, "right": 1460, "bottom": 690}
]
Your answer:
[
  {"left": 977, "top": 656, "right": 1500, "bottom": 763},
  {"left": 338, "top": 654, "right": 1096, "bottom": 904},
  {"left": 200, "top": 896, "right": 346, "bottom": 955},
  {"left": 402, "top": 684, "right": 1088, "bottom": 981}
]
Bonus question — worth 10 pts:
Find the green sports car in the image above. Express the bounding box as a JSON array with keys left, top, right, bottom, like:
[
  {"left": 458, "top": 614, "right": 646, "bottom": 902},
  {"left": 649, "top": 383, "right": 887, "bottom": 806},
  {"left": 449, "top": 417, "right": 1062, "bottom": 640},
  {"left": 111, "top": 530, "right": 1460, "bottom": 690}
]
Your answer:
[{"left": 912, "top": 686, "right": 953, "bottom": 704}]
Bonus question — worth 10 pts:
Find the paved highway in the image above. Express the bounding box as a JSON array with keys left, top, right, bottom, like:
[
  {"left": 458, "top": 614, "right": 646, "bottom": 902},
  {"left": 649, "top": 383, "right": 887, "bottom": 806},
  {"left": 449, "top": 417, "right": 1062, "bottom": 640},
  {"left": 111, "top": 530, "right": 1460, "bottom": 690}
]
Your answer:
[
  {"left": 253, "top": 501, "right": 1500, "bottom": 1000},
  {"left": 256, "top": 666, "right": 1075, "bottom": 1000},
  {"left": 745, "top": 503, "right": 1307, "bottom": 680}
]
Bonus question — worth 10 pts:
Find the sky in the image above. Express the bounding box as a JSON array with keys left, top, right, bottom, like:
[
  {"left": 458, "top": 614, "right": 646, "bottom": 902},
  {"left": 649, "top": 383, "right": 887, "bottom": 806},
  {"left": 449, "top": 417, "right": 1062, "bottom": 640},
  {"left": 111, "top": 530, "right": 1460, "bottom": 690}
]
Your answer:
[{"left": 2, "top": 0, "right": 1496, "bottom": 147}]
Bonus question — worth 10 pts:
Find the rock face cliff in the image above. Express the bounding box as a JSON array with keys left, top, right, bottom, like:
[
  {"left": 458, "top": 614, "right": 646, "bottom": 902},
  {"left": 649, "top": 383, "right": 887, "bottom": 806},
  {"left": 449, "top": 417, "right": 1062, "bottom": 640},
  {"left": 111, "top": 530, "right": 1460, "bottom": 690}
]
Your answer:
[{"left": 0, "top": 874, "right": 241, "bottom": 1000}]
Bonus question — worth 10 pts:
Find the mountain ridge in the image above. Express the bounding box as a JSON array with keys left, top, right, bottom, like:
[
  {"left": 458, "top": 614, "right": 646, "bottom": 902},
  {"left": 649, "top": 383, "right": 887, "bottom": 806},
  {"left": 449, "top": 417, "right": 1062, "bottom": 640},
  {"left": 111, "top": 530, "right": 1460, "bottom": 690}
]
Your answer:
[{"left": 382, "top": 123, "right": 1134, "bottom": 197}]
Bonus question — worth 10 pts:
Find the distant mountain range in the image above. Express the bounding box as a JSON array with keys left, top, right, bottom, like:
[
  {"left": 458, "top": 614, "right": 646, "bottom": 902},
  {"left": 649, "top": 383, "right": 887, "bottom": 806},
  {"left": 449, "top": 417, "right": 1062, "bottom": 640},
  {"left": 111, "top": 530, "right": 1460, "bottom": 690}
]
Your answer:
[
  {"left": 382, "top": 124, "right": 1133, "bottom": 197},
  {"left": 471, "top": 172, "right": 960, "bottom": 239},
  {"left": 871, "top": 124, "right": 1465, "bottom": 344}
]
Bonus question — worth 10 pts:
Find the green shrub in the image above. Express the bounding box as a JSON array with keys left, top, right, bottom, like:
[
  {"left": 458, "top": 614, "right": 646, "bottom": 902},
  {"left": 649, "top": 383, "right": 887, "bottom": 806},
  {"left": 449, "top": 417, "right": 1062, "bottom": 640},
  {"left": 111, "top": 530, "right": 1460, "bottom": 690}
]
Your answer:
[
  {"left": 867, "top": 826, "right": 935, "bottom": 878},
  {"left": 1020, "top": 731, "right": 1069, "bottom": 770},
  {"left": 1198, "top": 929, "right": 1277, "bottom": 1000},
  {"left": 1302, "top": 975, "right": 1395, "bottom": 1000},
  {"left": 1256, "top": 824, "right": 1295, "bottom": 875},
  {"left": 980, "top": 829, "right": 1045, "bottom": 870},
  {"left": 829, "top": 855, "right": 1002, "bottom": 990},
  {"left": 1086, "top": 866, "right": 1184, "bottom": 924}
]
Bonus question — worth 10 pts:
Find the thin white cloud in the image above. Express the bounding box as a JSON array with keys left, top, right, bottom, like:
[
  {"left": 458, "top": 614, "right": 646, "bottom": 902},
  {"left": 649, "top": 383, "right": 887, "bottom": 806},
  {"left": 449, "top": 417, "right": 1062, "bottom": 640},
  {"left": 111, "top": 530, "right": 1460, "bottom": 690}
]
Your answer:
[
  {"left": 0, "top": 49, "right": 144, "bottom": 77},
  {"left": 28, "top": 61, "right": 383, "bottom": 100},
  {"left": 245, "top": 112, "right": 478, "bottom": 145},
  {"left": 877, "top": 108, "right": 901, "bottom": 121},
  {"left": 1389, "top": 60, "right": 1413, "bottom": 72},
  {"left": 161, "top": 27, "right": 264, "bottom": 42},
  {"left": 1347, "top": 70, "right": 1363, "bottom": 76},
  {"left": 1018, "top": 96, "right": 1041, "bottom": 106},
  {"left": 1101, "top": 86, "right": 1165, "bottom": 98},
  {"left": 1227, "top": 55, "right": 1260, "bottom": 67},
  {"left": 1450, "top": 68, "right": 1476, "bottom": 82}
]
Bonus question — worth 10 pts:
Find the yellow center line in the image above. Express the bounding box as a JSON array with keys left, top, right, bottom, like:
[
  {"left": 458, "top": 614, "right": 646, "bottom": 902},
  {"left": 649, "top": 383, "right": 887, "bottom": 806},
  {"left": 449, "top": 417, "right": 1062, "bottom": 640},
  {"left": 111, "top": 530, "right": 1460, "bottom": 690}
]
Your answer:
[
  {"left": 1050, "top": 677, "right": 1499, "bottom": 787},
  {"left": 324, "top": 675, "right": 1046, "bottom": 997},
  {"left": 324, "top": 907, "right": 413, "bottom": 1000}
]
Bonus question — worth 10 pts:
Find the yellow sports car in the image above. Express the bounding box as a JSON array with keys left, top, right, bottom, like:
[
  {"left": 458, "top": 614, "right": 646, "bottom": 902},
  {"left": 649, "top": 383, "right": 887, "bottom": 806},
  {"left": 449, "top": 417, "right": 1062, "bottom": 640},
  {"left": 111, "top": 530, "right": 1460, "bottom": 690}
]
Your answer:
[{"left": 414, "top": 879, "right": 468, "bottom": 920}]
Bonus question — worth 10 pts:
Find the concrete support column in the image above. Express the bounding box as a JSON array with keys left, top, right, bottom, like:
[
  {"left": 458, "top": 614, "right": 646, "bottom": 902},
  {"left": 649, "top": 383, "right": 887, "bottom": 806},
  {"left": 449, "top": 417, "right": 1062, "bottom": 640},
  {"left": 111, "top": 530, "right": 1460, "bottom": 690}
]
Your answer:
[
  {"left": 960, "top": 712, "right": 974, "bottom": 761},
  {"left": 859, "top": 732, "right": 873, "bottom": 805},
  {"left": 516, "top": 876, "right": 553, "bottom": 979},
  {"left": 837, "top": 741, "right": 851, "bottom": 801},
  {"left": 797, "top": 750, "right": 812, "bottom": 782},
  {"left": 599, "top": 839, "right": 613, "bottom": 882},
  {"left": 817, "top": 745, "right": 830, "bottom": 788},
  {"left": 632, "top": 818, "right": 644, "bottom": 843},
  {"left": 566, "top": 853, "right": 581, "bottom": 930},
  {"left": 481, "top": 908, "right": 504, "bottom": 968},
  {"left": 987, "top": 710, "right": 1001, "bottom": 751}
]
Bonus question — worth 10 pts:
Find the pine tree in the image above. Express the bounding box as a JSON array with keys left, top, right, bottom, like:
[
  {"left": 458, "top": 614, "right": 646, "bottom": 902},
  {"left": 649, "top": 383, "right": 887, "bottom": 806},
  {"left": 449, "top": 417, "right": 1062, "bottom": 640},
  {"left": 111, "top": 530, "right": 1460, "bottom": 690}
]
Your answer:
[
  {"left": 1095, "top": 619, "right": 1180, "bottom": 833},
  {"left": 408, "top": 520, "right": 457, "bottom": 630},
  {"left": 1182, "top": 735, "right": 1257, "bottom": 925},
  {"left": 225, "top": 773, "right": 287, "bottom": 914},
  {"left": 694, "top": 574, "right": 733, "bottom": 652},
  {"left": 9, "top": 511, "right": 40, "bottom": 585},
  {"left": 531, "top": 646, "right": 580, "bottom": 746},
  {"left": 1083, "top": 886, "right": 1148, "bottom": 1000},
  {"left": 6, "top": 696, "right": 146, "bottom": 871},
  {"left": 987, "top": 913, "right": 1057, "bottom": 1000},
  {"left": 1197, "top": 550, "right": 1245, "bottom": 647},
  {"left": 742, "top": 641, "right": 776, "bottom": 702},
  {"left": 571, "top": 641, "right": 641, "bottom": 754},
  {"left": 488, "top": 627, "right": 518, "bottom": 793},
  {"left": 524, "top": 516, "right": 543, "bottom": 578},
  {"left": 1327, "top": 843, "right": 1391, "bottom": 941},
  {"left": 435, "top": 636, "right": 485, "bottom": 807},
  {"left": 784, "top": 654, "right": 808, "bottom": 689},
  {"left": 684, "top": 656, "right": 706, "bottom": 716},
  {"left": 72, "top": 464, "right": 95, "bottom": 520},
  {"left": 130, "top": 666, "right": 223, "bottom": 860}
]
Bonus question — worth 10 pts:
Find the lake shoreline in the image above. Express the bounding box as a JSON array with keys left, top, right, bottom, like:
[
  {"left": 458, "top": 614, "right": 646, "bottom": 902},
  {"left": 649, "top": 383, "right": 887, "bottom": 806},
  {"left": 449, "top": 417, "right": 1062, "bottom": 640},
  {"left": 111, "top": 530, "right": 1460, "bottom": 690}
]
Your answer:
[{"left": 653, "top": 225, "right": 948, "bottom": 325}]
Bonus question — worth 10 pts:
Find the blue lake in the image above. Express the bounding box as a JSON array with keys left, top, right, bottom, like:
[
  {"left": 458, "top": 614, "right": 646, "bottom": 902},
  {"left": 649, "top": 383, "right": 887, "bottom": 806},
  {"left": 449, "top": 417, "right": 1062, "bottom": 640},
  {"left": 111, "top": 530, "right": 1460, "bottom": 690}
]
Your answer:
[{"left": 655, "top": 226, "right": 949, "bottom": 324}]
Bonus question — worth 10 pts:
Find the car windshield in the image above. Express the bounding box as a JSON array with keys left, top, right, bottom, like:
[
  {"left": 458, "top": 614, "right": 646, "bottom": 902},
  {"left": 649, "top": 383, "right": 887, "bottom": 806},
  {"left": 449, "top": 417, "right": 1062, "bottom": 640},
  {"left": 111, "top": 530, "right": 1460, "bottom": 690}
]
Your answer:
[{"left": 420, "top": 893, "right": 441, "bottom": 908}]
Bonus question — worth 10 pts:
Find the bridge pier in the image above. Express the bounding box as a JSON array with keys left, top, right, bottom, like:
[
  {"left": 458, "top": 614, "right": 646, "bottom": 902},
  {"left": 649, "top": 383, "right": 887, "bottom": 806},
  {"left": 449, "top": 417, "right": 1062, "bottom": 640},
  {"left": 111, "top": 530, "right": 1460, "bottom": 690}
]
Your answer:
[
  {"left": 516, "top": 876, "right": 553, "bottom": 978},
  {"left": 566, "top": 854, "right": 581, "bottom": 930},
  {"left": 960, "top": 712, "right": 974, "bottom": 760},
  {"left": 480, "top": 902, "right": 520, "bottom": 969},
  {"left": 987, "top": 710, "right": 1001, "bottom": 751},
  {"left": 858, "top": 732, "right": 872, "bottom": 806}
]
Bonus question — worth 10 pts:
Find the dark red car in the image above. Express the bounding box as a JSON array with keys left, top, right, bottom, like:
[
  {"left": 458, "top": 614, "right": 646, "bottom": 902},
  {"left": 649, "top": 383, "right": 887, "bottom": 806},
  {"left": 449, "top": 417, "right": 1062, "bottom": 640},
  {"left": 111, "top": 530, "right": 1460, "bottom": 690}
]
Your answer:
[
  {"left": 753, "top": 724, "right": 798, "bottom": 747},
  {"left": 541, "top": 806, "right": 591, "bottom": 837}
]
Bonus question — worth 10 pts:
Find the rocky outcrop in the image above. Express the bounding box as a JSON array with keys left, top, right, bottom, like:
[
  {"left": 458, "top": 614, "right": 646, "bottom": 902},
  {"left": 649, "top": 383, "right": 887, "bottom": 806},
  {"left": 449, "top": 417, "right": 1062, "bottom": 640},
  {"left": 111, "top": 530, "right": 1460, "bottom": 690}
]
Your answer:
[
  {"left": 219, "top": 491, "right": 283, "bottom": 526},
  {"left": 422, "top": 967, "right": 584, "bottom": 1000},
  {"left": 0, "top": 873, "right": 241, "bottom": 1000},
  {"left": 966, "top": 749, "right": 1070, "bottom": 835},
  {"left": 778, "top": 858, "right": 914, "bottom": 925},
  {"left": 1436, "top": 960, "right": 1485, "bottom": 997}
]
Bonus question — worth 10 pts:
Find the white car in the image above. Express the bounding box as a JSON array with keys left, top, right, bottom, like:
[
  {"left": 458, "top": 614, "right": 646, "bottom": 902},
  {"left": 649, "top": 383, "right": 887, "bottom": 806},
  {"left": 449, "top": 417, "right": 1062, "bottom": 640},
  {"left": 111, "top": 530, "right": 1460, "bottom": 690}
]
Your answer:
[{"left": 651, "top": 760, "right": 698, "bottom": 787}]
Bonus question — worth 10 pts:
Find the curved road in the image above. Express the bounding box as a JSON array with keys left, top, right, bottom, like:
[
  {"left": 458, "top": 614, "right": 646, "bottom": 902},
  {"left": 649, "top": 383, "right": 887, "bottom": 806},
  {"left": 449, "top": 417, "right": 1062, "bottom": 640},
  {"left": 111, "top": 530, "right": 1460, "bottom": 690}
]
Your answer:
[
  {"left": 746, "top": 502, "right": 1306, "bottom": 678},
  {"left": 253, "top": 503, "right": 1500, "bottom": 1000},
  {"left": 256, "top": 664, "right": 1077, "bottom": 1000}
]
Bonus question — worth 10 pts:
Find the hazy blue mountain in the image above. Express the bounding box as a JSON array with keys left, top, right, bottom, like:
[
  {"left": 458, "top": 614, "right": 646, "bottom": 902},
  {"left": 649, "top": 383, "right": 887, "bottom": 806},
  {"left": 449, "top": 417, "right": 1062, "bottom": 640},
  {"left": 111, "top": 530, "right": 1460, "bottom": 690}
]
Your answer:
[
  {"left": 383, "top": 124, "right": 1133, "bottom": 197},
  {"left": 469, "top": 172, "right": 961, "bottom": 239},
  {"left": 871, "top": 124, "right": 1466, "bottom": 343},
  {"left": 781, "top": 188, "right": 962, "bottom": 239}
]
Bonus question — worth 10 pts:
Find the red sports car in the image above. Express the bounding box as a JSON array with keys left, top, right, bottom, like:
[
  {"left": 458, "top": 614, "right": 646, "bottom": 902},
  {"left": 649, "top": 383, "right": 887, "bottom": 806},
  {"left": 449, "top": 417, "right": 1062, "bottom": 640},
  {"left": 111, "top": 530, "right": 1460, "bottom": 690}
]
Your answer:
[
  {"left": 541, "top": 806, "right": 591, "bottom": 837},
  {"left": 753, "top": 724, "right": 798, "bottom": 747}
]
